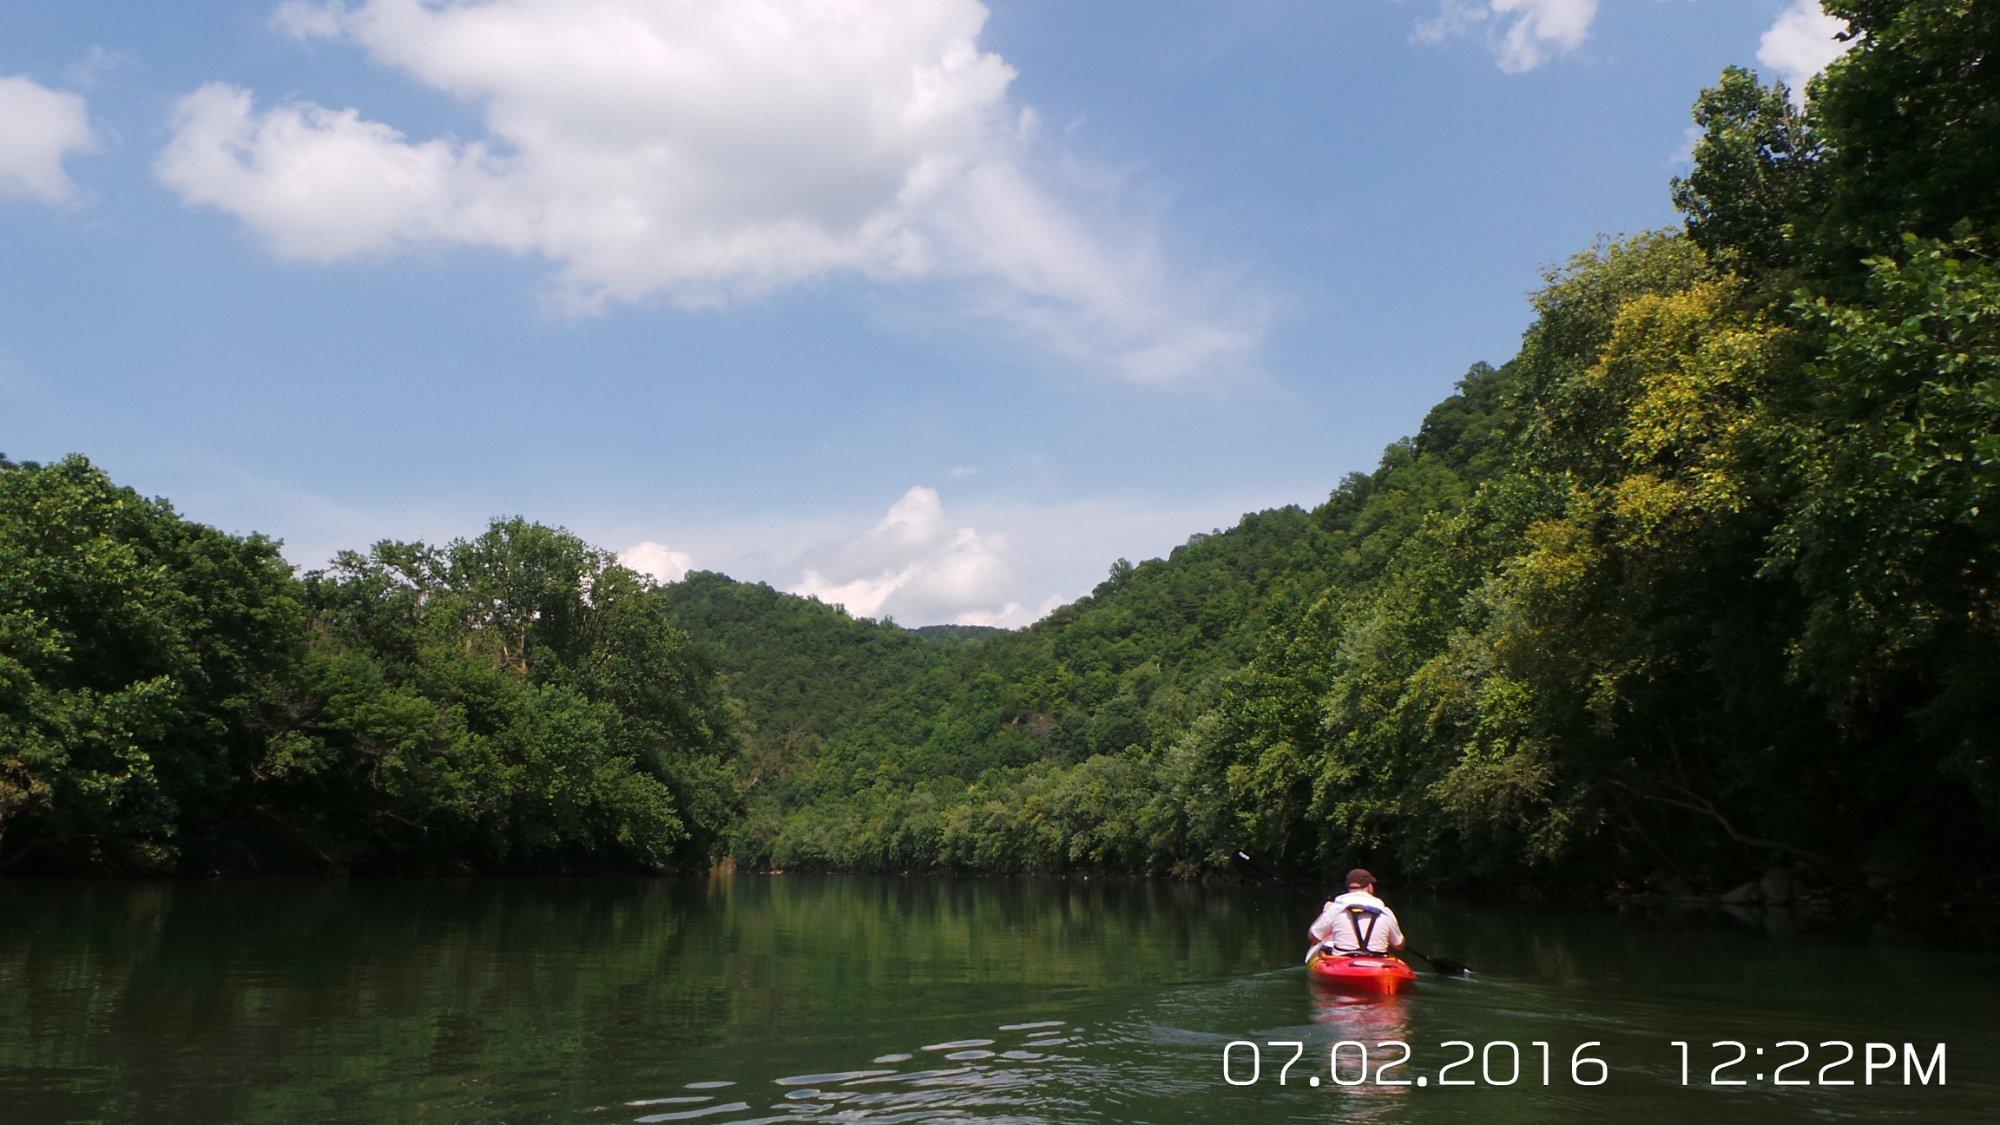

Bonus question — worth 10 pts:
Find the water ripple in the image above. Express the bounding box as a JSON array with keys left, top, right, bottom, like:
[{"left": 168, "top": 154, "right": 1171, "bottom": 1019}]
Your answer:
[
  {"left": 635, "top": 1101, "right": 750, "bottom": 1122},
  {"left": 773, "top": 1069, "right": 895, "bottom": 1086},
  {"left": 918, "top": 1038, "right": 994, "bottom": 1051}
]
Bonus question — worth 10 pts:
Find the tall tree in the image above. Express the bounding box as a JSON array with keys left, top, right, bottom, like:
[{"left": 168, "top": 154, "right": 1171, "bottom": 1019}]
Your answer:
[{"left": 0, "top": 456, "right": 300, "bottom": 871}]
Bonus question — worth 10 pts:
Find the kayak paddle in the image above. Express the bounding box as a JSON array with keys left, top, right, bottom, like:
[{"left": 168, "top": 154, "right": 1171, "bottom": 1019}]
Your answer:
[
  {"left": 1399, "top": 946, "right": 1472, "bottom": 978},
  {"left": 1229, "top": 849, "right": 1472, "bottom": 978}
]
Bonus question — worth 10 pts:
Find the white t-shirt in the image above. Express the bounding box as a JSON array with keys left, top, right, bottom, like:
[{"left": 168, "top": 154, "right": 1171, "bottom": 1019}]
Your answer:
[{"left": 1308, "top": 891, "right": 1404, "bottom": 954}]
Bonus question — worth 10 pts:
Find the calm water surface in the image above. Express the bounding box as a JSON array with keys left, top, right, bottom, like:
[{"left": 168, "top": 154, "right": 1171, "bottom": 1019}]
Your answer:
[{"left": 2, "top": 876, "right": 1993, "bottom": 1122}]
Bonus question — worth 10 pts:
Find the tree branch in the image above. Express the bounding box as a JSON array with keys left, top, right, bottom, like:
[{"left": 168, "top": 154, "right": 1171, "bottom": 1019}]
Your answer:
[{"left": 1610, "top": 779, "right": 1829, "bottom": 867}]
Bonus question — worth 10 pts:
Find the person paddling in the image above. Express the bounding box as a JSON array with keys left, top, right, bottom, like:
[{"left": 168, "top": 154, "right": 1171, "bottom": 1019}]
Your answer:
[{"left": 1307, "top": 868, "right": 1405, "bottom": 960}]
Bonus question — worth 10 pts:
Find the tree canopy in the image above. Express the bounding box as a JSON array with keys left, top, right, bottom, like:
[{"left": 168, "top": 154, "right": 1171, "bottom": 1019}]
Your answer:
[{"left": 1, "top": 459, "right": 737, "bottom": 874}]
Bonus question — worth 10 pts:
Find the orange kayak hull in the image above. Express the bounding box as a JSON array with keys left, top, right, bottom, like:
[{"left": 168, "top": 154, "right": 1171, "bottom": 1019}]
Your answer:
[{"left": 1308, "top": 951, "right": 1419, "bottom": 994}]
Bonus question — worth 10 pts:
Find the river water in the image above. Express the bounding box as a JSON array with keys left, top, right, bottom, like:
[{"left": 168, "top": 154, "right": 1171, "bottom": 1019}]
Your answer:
[{"left": 1, "top": 876, "right": 1993, "bottom": 1122}]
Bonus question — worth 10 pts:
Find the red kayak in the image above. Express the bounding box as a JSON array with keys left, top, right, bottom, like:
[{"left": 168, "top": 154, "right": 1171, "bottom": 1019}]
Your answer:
[{"left": 1308, "top": 949, "right": 1419, "bottom": 994}]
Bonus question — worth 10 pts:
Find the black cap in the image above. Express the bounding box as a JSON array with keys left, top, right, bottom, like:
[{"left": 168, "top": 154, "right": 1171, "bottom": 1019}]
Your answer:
[{"left": 1345, "top": 868, "right": 1375, "bottom": 889}]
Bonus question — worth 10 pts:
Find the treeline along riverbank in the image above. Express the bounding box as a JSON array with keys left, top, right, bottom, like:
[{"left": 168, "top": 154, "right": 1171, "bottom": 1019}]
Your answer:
[{"left": 4, "top": 1, "right": 1995, "bottom": 907}]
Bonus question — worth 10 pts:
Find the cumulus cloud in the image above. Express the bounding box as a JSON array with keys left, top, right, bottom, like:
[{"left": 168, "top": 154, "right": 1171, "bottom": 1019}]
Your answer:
[
  {"left": 156, "top": 0, "right": 1259, "bottom": 383},
  {"left": 1490, "top": 0, "right": 1596, "bottom": 73},
  {"left": 0, "top": 75, "right": 98, "bottom": 203},
  {"left": 1758, "top": 0, "right": 1853, "bottom": 104},
  {"left": 619, "top": 541, "right": 693, "bottom": 585},
  {"left": 1412, "top": 0, "right": 1597, "bottom": 73},
  {"left": 790, "top": 485, "right": 1026, "bottom": 625}
]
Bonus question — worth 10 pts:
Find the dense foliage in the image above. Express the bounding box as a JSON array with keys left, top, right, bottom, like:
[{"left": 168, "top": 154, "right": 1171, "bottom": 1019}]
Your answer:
[
  {"left": 4, "top": 0, "right": 1992, "bottom": 897},
  {"left": 660, "top": 507, "right": 1333, "bottom": 874},
  {"left": 0, "top": 456, "right": 300, "bottom": 871},
  {"left": 0, "top": 460, "right": 737, "bottom": 873}
]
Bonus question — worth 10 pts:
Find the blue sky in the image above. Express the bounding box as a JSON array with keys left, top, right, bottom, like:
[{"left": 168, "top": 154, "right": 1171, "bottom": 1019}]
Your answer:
[{"left": 0, "top": 1, "right": 1849, "bottom": 625}]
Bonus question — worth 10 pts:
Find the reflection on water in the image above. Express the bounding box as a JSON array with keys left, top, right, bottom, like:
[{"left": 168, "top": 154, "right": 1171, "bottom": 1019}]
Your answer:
[
  {"left": 1311, "top": 989, "right": 1410, "bottom": 1037},
  {"left": 0, "top": 876, "right": 1995, "bottom": 1122},
  {"left": 1308, "top": 992, "right": 1415, "bottom": 1117},
  {"left": 641, "top": 1022, "right": 1073, "bottom": 1122}
]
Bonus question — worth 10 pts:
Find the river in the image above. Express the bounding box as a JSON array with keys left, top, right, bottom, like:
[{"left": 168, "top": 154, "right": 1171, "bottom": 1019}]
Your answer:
[{"left": 1, "top": 876, "right": 1992, "bottom": 1121}]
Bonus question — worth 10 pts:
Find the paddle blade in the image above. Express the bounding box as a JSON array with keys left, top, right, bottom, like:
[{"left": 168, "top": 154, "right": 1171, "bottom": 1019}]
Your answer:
[{"left": 1407, "top": 949, "right": 1472, "bottom": 978}]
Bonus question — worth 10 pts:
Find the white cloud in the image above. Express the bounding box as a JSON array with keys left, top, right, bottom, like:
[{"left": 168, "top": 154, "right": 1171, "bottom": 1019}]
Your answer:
[
  {"left": 1491, "top": 0, "right": 1595, "bottom": 73},
  {"left": 1412, "top": 0, "right": 1597, "bottom": 73},
  {"left": 933, "top": 157, "right": 1264, "bottom": 381},
  {"left": 952, "top": 593, "right": 1064, "bottom": 629},
  {"left": 791, "top": 485, "right": 1022, "bottom": 624},
  {"left": 1412, "top": 0, "right": 1489, "bottom": 47},
  {"left": 0, "top": 75, "right": 98, "bottom": 203},
  {"left": 1758, "top": 0, "right": 1853, "bottom": 104},
  {"left": 157, "top": 0, "right": 1260, "bottom": 383},
  {"left": 769, "top": 482, "right": 1308, "bottom": 628},
  {"left": 158, "top": 84, "right": 500, "bottom": 261},
  {"left": 948, "top": 465, "right": 980, "bottom": 478},
  {"left": 619, "top": 541, "right": 693, "bottom": 585}
]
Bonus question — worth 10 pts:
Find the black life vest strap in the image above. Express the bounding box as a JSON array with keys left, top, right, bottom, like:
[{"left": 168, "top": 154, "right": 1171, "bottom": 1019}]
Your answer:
[{"left": 1339, "top": 904, "right": 1381, "bottom": 953}]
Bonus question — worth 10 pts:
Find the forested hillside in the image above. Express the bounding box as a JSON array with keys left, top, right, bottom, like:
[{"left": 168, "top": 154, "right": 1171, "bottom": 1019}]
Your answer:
[
  {"left": 663, "top": 0, "right": 2000, "bottom": 899},
  {"left": 3, "top": 0, "right": 1993, "bottom": 898},
  {"left": 660, "top": 504, "right": 1337, "bottom": 873}
]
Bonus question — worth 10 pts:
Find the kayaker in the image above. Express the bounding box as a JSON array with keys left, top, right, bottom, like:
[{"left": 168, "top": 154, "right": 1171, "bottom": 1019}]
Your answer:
[{"left": 1307, "top": 868, "right": 1405, "bottom": 957}]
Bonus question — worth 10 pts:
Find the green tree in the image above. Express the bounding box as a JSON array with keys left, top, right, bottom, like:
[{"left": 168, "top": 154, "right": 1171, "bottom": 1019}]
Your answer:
[
  {"left": 0, "top": 456, "right": 300, "bottom": 871},
  {"left": 261, "top": 520, "right": 740, "bottom": 872},
  {"left": 1812, "top": 1, "right": 2000, "bottom": 257},
  {"left": 1770, "top": 235, "right": 2000, "bottom": 823},
  {"left": 1671, "top": 67, "right": 1825, "bottom": 277}
]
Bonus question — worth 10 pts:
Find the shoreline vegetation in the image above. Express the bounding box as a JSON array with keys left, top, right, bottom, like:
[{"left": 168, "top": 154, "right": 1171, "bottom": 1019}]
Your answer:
[{"left": 4, "top": 3, "right": 1996, "bottom": 910}]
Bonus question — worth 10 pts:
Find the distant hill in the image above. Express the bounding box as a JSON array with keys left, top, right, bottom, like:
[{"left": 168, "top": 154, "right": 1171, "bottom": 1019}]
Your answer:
[
  {"left": 655, "top": 573, "right": 963, "bottom": 786},
  {"left": 652, "top": 490, "right": 1380, "bottom": 872}
]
